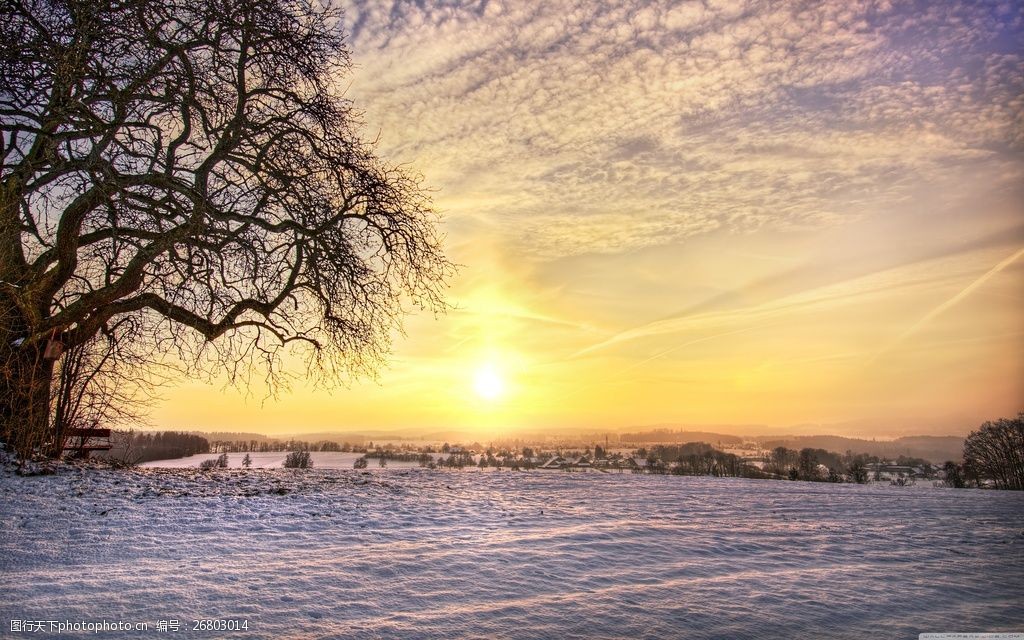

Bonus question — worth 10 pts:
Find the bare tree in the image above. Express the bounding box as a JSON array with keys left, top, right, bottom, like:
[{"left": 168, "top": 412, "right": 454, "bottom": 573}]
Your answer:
[
  {"left": 963, "top": 413, "right": 1024, "bottom": 490},
  {"left": 283, "top": 450, "right": 310, "bottom": 468},
  {"left": 50, "top": 314, "right": 165, "bottom": 456},
  {"left": 797, "top": 448, "right": 819, "bottom": 481},
  {"left": 0, "top": 0, "right": 452, "bottom": 458},
  {"left": 766, "top": 446, "right": 795, "bottom": 477},
  {"left": 846, "top": 458, "right": 868, "bottom": 484},
  {"left": 943, "top": 460, "right": 965, "bottom": 489}
]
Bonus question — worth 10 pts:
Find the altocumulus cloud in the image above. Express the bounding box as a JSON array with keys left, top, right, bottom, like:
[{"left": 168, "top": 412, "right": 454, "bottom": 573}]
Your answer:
[{"left": 341, "top": 0, "right": 1023, "bottom": 258}]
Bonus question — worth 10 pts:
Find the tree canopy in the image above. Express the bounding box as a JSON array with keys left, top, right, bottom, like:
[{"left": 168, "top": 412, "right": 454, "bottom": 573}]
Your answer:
[
  {"left": 0, "top": 0, "right": 452, "bottom": 456},
  {"left": 963, "top": 413, "right": 1024, "bottom": 490}
]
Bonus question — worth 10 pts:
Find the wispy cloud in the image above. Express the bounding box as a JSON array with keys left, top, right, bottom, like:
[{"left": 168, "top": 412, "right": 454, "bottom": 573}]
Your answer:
[
  {"left": 159, "top": 1, "right": 1024, "bottom": 435},
  {"left": 570, "top": 229, "right": 1024, "bottom": 359},
  {"left": 871, "top": 245, "right": 1024, "bottom": 362},
  {"left": 342, "top": 0, "right": 1024, "bottom": 258}
]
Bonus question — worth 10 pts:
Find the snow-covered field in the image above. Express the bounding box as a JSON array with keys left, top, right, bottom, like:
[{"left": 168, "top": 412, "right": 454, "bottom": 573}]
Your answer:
[
  {"left": 140, "top": 451, "right": 388, "bottom": 469},
  {"left": 2, "top": 467, "right": 1023, "bottom": 639}
]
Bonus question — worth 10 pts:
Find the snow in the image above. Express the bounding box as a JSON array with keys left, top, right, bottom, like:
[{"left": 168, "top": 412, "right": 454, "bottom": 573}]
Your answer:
[
  {"left": 140, "top": 451, "right": 375, "bottom": 469},
  {"left": 140, "top": 451, "right": 523, "bottom": 470},
  {"left": 2, "top": 467, "right": 1023, "bottom": 639}
]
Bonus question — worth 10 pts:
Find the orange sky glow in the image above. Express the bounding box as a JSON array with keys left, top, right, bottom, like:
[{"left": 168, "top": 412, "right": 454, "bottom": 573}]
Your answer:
[{"left": 154, "top": 0, "right": 1023, "bottom": 438}]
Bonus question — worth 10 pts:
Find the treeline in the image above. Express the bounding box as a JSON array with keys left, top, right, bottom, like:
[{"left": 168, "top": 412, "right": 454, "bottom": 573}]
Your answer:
[
  {"left": 353, "top": 451, "right": 479, "bottom": 469},
  {"left": 105, "top": 431, "right": 210, "bottom": 464},
  {"left": 944, "top": 413, "right": 1023, "bottom": 490},
  {"left": 760, "top": 446, "right": 932, "bottom": 483},
  {"left": 362, "top": 449, "right": 433, "bottom": 464},
  {"left": 211, "top": 439, "right": 367, "bottom": 453},
  {"left": 636, "top": 442, "right": 935, "bottom": 484},
  {"left": 476, "top": 449, "right": 537, "bottom": 469},
  {"left": 637, "top": 443, "right": 767, "bottom": 479},
  {"left": 756, "top": 435, "right": 963, "bottom": 465},
  {"left": 416, "top": 451, "right": 477, "bottom": 469}
]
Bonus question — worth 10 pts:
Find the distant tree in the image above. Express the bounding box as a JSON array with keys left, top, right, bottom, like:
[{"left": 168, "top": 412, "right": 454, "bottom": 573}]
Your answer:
[
  {"left": 216, "top": 452, "right": 229, "bottom": 468},
  {"left": 242, "top": 453, "right": 252, "bottom": 469},
  {"left": 353, "top": 456, "right": 368, "bottom": 470},
  {"left": 962, "top": 413, "right": 1024, "bottom": 490},
  {"left": 807, "top": 447, "right": 843, "bottom": 471},
  {"left": 943, "top": 461, "right": 965, "bottom": 488},
  {"left": 798, "top": 448, "right": 819, "bottom": 481},
  {"left": 768, "top": 446, "right": 796, "bottom": 477},
  {"left": 847, "top": 459, "right": 869, "bottom": 484},
  {"left": 378, "top": 457, "right": 387, "bottom": 468},
  {"left": 199, "top": 458, "right": 218, "bottom": 470},
  {"left": 283, "top": 451, "right": 312, "bottom": 469}
]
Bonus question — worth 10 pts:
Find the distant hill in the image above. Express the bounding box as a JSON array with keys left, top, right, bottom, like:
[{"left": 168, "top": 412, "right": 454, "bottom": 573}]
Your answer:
[
  {"left": 189, "top": 431, "right": 273, "bottom": 443},
  {"left": 290, "top": 432, "right": 370, "bottom": 445},
  {"left": 753, "top": 435, "right": 964, "bottom": 463},
  {"left": 619, "top": 429, "right": 744, "bottom": 445}
]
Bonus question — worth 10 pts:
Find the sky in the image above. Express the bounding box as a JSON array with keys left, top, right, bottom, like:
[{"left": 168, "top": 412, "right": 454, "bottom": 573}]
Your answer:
[{"left": 154, "top": 0, "right": 1024, "bottom": 439}]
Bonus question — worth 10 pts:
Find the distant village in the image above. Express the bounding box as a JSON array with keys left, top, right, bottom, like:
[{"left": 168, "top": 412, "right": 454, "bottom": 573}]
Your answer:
[
  {"left": 104, "top": 430, "right": 957, "bottom": 486},
  {"left": 361, "top": 442, "right": 943, "bottom": 486},
  {"left": 98, "top": 414, "right": 1024, "bottom": 490}
]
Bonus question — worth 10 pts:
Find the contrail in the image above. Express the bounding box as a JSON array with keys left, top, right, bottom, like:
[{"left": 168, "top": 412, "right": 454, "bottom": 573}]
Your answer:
[
  {"left": 570, "top": 269, "right": 958, "bottom": 360},
  {"left": 871, "top": 246, "right": 1024, "bottom": 362},
  {"left": 619, "top": 325, "right": 761, "bottom": 374}
]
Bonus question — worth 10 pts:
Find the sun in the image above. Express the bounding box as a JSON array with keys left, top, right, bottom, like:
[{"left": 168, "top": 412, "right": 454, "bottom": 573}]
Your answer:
[{"left": 473, "top": 364, "right": 505, "bottom": 401}]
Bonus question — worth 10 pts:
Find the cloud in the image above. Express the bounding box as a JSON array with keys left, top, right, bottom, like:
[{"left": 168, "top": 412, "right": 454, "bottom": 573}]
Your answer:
[
  {"left": 340, "top": 0, "right": 1024, "bottom": 258},
  {"left": 570, "top": 224, "right": 1024, "bottom": 359},
  {"left": 871, "top": 245, "right": 1024, "bottom": 362}
]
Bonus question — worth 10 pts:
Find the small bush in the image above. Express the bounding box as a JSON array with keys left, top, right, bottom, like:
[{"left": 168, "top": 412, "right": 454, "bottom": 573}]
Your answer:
[
  {"left": 199, "top": 459, "right": 218, "bottom": 470},
  {"left": 284, "top": 451, "right": 312, "bottom": 469},
  {"left": 353, "top": 456, "right": 368, "bottom": 469}
]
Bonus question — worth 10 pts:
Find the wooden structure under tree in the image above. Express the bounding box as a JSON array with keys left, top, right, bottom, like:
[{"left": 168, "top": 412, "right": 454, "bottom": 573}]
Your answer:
[{"left": 63, "top": 428, "right": 112, "bottom": 458}]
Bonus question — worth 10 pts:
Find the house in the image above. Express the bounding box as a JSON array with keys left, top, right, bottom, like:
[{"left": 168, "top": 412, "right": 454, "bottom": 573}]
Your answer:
[
  {"left": 865, "top": 462, "right": 916, "bottom": 481},
  {"left": 540, "top": 455, "right": 568, "bottom": 469}
]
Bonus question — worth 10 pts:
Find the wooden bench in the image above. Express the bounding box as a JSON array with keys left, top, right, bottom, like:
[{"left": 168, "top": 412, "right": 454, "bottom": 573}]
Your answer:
[{"left": 63, "top": 427, "right": 112, "bottom": 458}]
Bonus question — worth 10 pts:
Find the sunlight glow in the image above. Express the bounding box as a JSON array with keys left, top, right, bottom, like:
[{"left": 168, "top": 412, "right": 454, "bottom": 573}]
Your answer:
[
  {"left": 473, "top": 364, "right": 505, "bottom": 401},
  {"left": 153, "top": 0, "right": 1024, "bottom": 438}
]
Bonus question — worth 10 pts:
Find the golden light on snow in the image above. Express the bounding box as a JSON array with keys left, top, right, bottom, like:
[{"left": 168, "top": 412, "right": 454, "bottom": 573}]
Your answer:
[{"left": 472, "top": 363, "right": 505, "bottom": 401}]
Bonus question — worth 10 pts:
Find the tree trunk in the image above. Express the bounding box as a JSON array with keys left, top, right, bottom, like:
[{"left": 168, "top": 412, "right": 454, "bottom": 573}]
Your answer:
[{"left": 0, "top": 311, "right": 54, "bottom": 460}]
